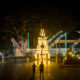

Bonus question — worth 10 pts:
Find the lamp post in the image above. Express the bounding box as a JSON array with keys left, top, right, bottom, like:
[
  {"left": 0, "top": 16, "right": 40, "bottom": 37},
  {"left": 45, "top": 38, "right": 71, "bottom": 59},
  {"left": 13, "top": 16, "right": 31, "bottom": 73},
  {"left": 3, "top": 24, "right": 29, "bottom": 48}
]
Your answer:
[
  {"left": 41, "top": 42, "right": 44, "bottom": 63},
  {"left": 27, "top": 33, "right": 30, "bottom": 49}
]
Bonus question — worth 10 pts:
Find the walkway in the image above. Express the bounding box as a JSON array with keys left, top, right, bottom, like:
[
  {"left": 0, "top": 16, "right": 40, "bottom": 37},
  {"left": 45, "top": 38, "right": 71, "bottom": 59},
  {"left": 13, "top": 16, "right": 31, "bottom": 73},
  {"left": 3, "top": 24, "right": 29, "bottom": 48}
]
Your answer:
[{"left": 0, "top": 62, "right": 80, "bottom": 80}]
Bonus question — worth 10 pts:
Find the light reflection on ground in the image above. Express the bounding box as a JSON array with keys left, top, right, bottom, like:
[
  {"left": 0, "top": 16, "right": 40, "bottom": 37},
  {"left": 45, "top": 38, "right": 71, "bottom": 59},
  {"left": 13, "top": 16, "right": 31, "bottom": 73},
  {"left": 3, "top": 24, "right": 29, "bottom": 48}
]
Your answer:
[
  {"left": 35, "top": 60, "right": 50, "bottom": 65},
  {"left": 0, "top": 62, "right": 80, "bottom": 80}
]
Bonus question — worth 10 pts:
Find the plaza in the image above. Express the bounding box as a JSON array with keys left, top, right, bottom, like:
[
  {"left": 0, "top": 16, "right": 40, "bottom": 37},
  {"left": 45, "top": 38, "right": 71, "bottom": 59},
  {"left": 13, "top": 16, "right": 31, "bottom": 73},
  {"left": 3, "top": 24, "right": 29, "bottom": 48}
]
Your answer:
[{"left": 0, "top": 62, "right": 80, "bottom": 80}]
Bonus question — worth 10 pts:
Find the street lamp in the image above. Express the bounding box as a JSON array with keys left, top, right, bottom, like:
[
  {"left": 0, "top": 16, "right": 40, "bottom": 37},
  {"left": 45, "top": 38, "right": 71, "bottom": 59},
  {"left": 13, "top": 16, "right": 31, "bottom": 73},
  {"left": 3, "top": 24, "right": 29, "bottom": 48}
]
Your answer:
[{"left": 41, "top": 42, "right": 44, "bottom": 63}]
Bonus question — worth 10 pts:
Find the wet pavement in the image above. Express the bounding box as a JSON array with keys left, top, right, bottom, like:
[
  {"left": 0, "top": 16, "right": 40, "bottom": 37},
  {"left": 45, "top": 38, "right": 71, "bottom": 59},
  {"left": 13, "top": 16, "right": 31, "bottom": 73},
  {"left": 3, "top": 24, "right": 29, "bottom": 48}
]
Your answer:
[{"left": 0, "top": 62, "right": 80, "bottom": 80}]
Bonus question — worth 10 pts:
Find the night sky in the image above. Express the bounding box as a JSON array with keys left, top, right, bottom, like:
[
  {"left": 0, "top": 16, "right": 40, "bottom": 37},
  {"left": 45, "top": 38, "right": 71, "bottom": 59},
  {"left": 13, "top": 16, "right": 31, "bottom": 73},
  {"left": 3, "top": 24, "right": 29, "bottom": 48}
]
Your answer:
[
  {"left": 0, "top": 1, "right": 80, "bottom": 28},
  {"left": 0, "top": 0, "right": 80, "bottom": 49}
]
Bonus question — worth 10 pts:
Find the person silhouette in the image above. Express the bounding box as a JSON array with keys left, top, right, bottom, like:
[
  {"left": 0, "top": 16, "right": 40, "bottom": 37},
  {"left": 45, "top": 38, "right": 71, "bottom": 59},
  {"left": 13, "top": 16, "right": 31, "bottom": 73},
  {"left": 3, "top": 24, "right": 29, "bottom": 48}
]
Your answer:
[
  {"left": 39, "top": 61, "right": 44, "bottom": 77},
  {"left": 32, "top": 63, "right": 36, "bottom": 74}
]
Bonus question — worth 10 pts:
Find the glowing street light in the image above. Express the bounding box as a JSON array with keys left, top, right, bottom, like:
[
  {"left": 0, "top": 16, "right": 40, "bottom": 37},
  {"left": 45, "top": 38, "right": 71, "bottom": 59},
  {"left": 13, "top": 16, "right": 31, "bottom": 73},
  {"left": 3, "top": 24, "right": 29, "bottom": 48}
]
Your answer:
[{"left": 40, "top": 42, "right": 44, "bottom": 63}]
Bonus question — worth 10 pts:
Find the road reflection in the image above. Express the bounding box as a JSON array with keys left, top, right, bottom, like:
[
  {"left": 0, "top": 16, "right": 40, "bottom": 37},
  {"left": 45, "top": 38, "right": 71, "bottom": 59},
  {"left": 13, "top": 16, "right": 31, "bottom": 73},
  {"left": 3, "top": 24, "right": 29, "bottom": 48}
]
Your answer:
[
  {"left": 35, "top": 60, "right": 50, "bottom": 65},
  {"left": 0, "top": 62, "right": 80, "bottom": 80}
]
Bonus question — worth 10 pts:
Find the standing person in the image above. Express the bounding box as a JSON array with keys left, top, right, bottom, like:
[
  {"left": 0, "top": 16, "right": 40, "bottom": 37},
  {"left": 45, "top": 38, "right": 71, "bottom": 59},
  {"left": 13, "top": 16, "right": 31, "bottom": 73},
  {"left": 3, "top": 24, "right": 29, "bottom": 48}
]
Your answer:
[
  {"left": 39, "top": 62, "right": 44, "bottom": 77},
  {"left": 32, "top": 63, "right": 36, "bottom": 74}
]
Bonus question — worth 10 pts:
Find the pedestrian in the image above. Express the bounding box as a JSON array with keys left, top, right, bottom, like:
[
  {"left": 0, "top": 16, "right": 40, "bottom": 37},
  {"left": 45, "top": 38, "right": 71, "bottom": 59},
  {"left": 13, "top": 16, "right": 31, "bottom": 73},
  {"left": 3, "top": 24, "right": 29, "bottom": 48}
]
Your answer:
[
  {"left": 39, "top": 61, "right": 44, "bottom": 77},
  {"left": 32, "top": 63, "right": 36, "bottom": 74}
]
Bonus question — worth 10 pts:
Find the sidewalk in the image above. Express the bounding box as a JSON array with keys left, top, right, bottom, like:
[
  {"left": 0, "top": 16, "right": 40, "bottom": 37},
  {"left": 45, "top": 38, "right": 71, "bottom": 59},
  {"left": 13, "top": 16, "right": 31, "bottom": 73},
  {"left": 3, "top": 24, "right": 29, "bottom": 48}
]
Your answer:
[{"left": 0, "top": 62, "right": 80, "bottom": 80}]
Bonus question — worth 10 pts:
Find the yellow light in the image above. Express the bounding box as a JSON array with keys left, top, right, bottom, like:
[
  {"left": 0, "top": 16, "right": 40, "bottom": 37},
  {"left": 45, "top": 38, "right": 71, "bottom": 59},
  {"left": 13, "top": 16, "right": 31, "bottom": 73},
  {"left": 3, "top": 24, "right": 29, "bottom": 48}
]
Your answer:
[
  {"left": 35, "top": 60, "right": 50, "bottom": 65},
  {"left": 35, "top": 29, "right": 50, "bottom": 63},
  {"left": 77, "top": 55, "right": 80, "bottom": 59},
  {"left": 65, "top": 57, "right": 67, "bottom": 60}
]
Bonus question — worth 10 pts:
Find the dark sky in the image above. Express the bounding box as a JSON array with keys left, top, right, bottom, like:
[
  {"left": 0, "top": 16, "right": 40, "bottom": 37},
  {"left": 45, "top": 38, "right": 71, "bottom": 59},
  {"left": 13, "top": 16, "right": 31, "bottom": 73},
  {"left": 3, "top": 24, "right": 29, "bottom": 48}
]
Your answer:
[
  {"left": 0, "top": 0, "right": 80, "bottom": 37},
  {"left": 0, "top": 0, "right": 80, "bottom": 16},
  {"left": 0, "top": 0, "right": 80, "bottom": 33},
  {"left": 0, "top": 0, "right": 80, "bottom": 49}
]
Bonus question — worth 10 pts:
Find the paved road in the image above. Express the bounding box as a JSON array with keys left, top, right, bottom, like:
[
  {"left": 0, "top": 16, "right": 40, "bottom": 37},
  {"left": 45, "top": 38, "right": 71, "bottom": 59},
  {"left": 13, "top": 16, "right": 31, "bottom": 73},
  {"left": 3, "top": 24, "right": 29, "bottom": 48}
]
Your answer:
[{"left": 0, "top": 62, "right": 80, "bottom": 80}]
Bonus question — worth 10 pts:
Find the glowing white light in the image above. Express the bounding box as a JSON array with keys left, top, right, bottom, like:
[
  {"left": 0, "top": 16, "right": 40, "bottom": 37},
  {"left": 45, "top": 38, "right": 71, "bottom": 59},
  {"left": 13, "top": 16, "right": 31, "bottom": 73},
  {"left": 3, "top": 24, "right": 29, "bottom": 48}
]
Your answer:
[
  {"left": 76, "top": 31, "right": 80, "bottom": 34},
  {"left": 48, "top": 31, "right": 63, "bottom": 43},
  {"left": 50, "top": 33, "right": 66, "bottom": 47}
]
